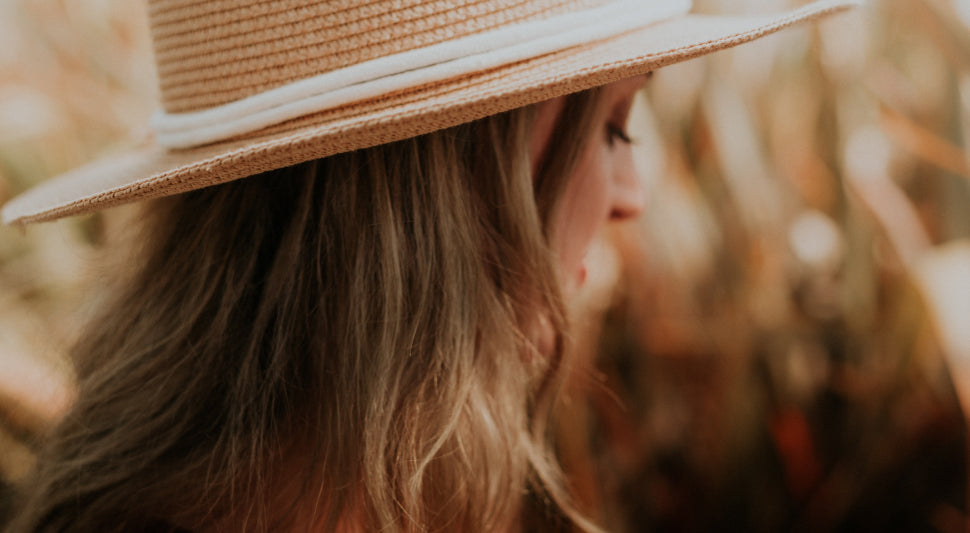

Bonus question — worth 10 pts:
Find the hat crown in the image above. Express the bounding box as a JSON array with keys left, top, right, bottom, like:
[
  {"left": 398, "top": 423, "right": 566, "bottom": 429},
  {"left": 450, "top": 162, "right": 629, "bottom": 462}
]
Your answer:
[{"left": 149, "top": 0, "right": 609, "bottom": 114}]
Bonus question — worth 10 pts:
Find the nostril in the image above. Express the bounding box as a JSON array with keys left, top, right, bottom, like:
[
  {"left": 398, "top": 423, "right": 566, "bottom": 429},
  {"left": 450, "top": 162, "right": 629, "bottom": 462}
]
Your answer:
[
  {"left": 609, "top": 161, "right": 646, "bottom": 221},
  {"left": 610, "top": 205, "right": 640, "bottom": 221},
  {"left": 610, "top": 188, "right": 646, "bottom": 221}
]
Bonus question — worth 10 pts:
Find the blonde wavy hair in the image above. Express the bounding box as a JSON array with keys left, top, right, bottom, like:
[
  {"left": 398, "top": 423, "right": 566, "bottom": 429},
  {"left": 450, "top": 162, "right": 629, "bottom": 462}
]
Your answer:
[{"left": 10, "top": 89, "right": 603, "bottom": 532}]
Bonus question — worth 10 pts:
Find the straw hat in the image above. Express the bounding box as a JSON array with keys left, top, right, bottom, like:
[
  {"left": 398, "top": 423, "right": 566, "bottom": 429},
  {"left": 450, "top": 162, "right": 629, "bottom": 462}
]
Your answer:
[{"left": 2, "top": 0, "right": 859, "bottom": 225}]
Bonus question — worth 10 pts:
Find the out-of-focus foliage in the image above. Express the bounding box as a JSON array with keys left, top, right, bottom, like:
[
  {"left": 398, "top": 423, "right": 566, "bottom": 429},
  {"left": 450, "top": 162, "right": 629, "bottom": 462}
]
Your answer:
[
  {"left": 557, "top": 0, "right": 970, "bottom": 531},
  {"left": 0, "top": 0, "right": 155, "bottom": 519},
  {"left": 1, "top": 0, "right": 969, "bottom": 531}
]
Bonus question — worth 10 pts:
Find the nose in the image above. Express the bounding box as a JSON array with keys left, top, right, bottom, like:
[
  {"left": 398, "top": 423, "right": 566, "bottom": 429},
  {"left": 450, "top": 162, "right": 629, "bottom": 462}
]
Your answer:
[{"left": 610, "top": 167, "right": 646, "bottom": 221}]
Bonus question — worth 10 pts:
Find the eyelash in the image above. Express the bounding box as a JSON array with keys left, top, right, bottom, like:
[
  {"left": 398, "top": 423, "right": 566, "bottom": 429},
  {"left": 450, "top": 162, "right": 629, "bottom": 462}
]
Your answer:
[{"left": 607, "top": 124, "right": 633, "bottom": 147}]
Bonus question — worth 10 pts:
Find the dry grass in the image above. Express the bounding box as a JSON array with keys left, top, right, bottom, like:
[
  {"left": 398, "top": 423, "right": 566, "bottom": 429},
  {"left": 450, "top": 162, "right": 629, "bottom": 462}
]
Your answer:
[{"left": 556, "top": 0, "right": 970, "bottom": 530}]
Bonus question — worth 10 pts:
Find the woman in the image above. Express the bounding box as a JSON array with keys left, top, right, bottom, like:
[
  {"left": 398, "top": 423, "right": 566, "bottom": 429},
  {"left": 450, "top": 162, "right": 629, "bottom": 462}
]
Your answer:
[{"left": 2, "top": 1, "right": 857, "bottom": 531}]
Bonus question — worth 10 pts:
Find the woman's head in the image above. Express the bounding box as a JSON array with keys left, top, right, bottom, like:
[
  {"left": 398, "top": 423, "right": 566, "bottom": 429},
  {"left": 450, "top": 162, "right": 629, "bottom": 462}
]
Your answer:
[{"left": 11, "top": 87, "right": 614, "bottom": 532}]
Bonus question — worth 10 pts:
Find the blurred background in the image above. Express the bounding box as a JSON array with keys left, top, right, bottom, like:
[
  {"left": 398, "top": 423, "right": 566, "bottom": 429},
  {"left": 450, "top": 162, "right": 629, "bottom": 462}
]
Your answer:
[{"left": 0, "top": 0, "right": 968, "bottom": 531}]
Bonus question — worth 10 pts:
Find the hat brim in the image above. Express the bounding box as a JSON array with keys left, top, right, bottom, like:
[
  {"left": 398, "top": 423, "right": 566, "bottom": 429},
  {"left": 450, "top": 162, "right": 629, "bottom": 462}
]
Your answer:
[{"left": 2, "top": 0, "right": 859, "bottom": 225}]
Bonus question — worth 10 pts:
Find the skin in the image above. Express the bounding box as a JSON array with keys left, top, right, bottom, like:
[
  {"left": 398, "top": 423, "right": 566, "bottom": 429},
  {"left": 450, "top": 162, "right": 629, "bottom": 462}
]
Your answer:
[{"left": 531, "top": 76, "right": 649, "bottom": 297}]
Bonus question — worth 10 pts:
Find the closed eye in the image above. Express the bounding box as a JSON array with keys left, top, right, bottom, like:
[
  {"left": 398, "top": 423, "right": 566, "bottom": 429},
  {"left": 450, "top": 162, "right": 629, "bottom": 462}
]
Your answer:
[{"left": 607, "top": 124, "right": 633, "bottom": 147}]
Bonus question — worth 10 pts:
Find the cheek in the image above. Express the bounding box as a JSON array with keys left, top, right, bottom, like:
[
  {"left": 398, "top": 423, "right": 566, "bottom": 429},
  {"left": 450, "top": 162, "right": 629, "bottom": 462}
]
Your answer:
[{"left": 553, "top": 147, "right": 613, "bottom": 282}]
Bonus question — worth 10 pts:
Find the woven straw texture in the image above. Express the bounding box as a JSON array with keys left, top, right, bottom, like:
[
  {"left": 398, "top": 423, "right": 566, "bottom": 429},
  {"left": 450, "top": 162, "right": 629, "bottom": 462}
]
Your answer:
[
  {"left": 2, "top": 0, "right": 860, "bottom": 225},
  {"left": 152, "top": 0, "right": 609, "bottom": 112}
]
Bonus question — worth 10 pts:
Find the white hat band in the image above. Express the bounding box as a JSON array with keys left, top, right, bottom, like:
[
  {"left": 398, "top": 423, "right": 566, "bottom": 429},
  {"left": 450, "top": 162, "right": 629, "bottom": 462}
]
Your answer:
[{"left": 150, "top": 0, "right": 692, "bottom": 150}]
